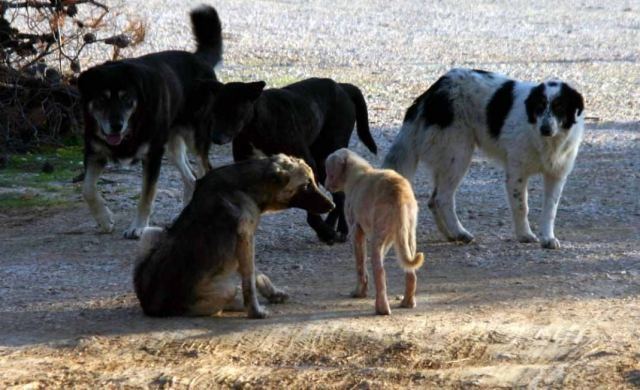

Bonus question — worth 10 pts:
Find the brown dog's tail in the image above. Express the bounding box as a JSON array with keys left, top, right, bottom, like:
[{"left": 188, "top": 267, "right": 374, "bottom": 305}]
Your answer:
[
  {"left": 394, "top": 205, "right": 424, "bottom": 271},
  {"left": 340, "top": 83, "right": 377, "bottom": 155}
]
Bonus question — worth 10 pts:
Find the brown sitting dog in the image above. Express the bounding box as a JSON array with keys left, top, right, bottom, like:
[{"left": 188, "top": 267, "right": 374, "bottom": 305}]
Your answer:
[
  {"left": 134, "top": 154, "right": 334, "bottom": 318},
  {"left": 325, "top": 148, "right": 424, "bottom": 315}
]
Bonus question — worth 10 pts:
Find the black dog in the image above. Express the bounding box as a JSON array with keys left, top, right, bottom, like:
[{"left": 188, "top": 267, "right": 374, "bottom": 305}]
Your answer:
[
  {"left": 199, "top": 78, "right": 378, "bottom": 244},
  {"left": 134, "top": 154, "right": 334, "bottom": 318},
  {"left": 78, "top": 5, "right": 222, "bottom": 239}
]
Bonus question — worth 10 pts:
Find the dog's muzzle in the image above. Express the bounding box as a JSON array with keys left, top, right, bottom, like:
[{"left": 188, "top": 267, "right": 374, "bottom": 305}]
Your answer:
[
  {"left": 289, "top": 185, "right": 335, "bottom": 214},
  {"left": 211, "top": 132, "right": 233, "bottom": 145}
]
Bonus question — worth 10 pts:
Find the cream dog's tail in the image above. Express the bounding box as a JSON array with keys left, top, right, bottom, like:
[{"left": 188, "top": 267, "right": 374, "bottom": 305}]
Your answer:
[{"left": 394, "top": 204, "right": 424, "bottom": 271}]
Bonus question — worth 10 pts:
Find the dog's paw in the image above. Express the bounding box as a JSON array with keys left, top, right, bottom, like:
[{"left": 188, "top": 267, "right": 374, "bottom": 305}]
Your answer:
[
  {"left": 317, "top": 231, "right": 337, "bottom": 245},
  {"left": 448, "top": 231, "right": 475, "bottom": 244},
  {"left": 351, "top": 287, "right": 368, "bottom": 298},
  {"left": 96, "top": 209, "right": 115, "bottom": 233},
  {"left": 334, "top": 231, "right": 348, "bottom": 243},
  {"left": 517, "top": 232, "right": 539, "bottom": 243},
  {"left": 400, "top": 296, "right": 416, "bottom": 309},
  {"left": 541, "top": 237, "right": 560, "bottom": 249},
  {"left": 267, "top": 290, "right": 289, "bottom": 304},
  {"left": 375, "top": 302, "right": 391, "bottom": 316},
  {"left": 123, "top": 226, "right": 147, "bottom": 240},
  {"left": 248, "top": 306, "right": 269, "bottom": 319}
]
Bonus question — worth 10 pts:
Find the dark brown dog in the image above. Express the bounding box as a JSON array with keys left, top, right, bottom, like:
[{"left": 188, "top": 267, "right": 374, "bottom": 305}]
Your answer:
[{"left": 133, "top": 154, "right": 334, "bottom": 318}]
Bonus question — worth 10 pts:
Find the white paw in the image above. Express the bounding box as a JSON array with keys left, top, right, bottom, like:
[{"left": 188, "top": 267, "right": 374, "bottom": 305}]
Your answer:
[
  {"left": 96, "top": 209, "right": 115, "bottom": 233},
  {"left": 517, "top": 232, "right": 539, "bottom": 243},
  {"left": 541, "top": 237, "right": 560, "bottom": 249},
  {"left": 123, "top": 224, "right": 148, "bottom": 240}
]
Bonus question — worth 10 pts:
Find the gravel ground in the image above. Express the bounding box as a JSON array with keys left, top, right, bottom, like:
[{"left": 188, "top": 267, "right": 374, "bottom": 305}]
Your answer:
[{"left": 1, "top": 0, "right": 639, "bottom": 388}]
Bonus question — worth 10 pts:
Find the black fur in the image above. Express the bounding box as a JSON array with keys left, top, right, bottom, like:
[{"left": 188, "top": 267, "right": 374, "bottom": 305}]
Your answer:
[
  {"left": 78, "top": 6, "right": 223, "bottom": 163},
  {"left": 78, "top": 6, "right": 223, "bottom": 235},
  {"left": 404, "top": 76, "right": 454, "bottom": 128},
  {"left": 203, "top": 77, "right": 377, "bottom": 244},
  {"left": 486, "top": 80, "right": 515, "bottom": 138},
  {"left": 554, "top": 83, "right": 585, "bottom": 129},
  {"left": 524, "top": 83, "right": 547, "bottom": 124}
]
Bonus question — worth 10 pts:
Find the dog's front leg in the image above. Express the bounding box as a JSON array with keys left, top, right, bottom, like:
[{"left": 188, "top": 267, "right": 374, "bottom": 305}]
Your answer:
[
  {"left": 83, "top": 158, "right": 114, "bottom": 233},
  {"left": 505, "top": 167, "right": 538, "bottom": 243},
  {"left": 540, "top": 174, "right": 566, "bottom": 249},
  {"left": 124, "top": 148, "right": 162, "bottom": 239},
  {"left": 351, "top": 224, "right": 368, "bottom": 298},
  {"left": 237, "top": 233, "right": 267, "bottom": 319}
]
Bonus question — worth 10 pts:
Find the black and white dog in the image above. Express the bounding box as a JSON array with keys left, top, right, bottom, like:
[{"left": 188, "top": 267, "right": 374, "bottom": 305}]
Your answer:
[
  {"left": 78, "top": 5, "right": 222, "bottom": 238},
  {"left": 384, "top": 68, "right": 584, "bottom": 249}
]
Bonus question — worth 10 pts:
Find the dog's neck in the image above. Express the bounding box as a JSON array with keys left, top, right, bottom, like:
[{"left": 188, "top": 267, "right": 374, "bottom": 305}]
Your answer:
[{"left": 344, "top": 162, "right": 373, "bottom": 192}]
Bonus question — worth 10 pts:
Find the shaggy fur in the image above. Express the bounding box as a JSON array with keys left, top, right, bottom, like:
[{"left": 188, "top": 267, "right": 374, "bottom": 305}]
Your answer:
[
  {"left": 198, "top": 77, "right": 378, "bottom": 245},
  {"left": 134, "top": 154, "right": 335, "bottom": 318},
  {"left": 383, "top": 68, "right": 584, "bottom": 249},
  {"left": 325, "top": 148, "right": 424, "bottom": 315},
  {"left": 78, "top": 5, "right": 223, "bottom": 239}
]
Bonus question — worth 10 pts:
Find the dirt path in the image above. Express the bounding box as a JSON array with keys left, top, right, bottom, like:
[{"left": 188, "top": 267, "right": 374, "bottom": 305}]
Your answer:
[{"left": 1, "top": 0, "right": 639, "bottom": 388}]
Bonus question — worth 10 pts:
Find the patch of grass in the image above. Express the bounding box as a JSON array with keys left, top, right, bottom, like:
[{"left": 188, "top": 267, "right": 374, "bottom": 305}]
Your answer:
[
  {"left": 267, "top": 74, "right": 302, "bottom": 88},
  {"left": 0, "top": 146, "right": 83, "bottom": 209},
  {"left": 0, "top": 192, "right": 71, "bottom": 209}
]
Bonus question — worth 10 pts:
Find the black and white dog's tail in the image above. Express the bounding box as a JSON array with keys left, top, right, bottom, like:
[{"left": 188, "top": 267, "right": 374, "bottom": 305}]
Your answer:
[
  {"left": 340, "top": 83, "right": 377, "bottom": 155},
  {"left": 382, "top": 106, "right": 424, "bottom": 181},
  {"left": 191, "top": 5, "right": 223, "bottom": 67}
]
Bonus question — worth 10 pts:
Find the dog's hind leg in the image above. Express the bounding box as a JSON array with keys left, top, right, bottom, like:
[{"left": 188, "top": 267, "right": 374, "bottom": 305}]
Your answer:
[
  {"left": 168, "top": 135, "right": 197, "bottom": 205},
  {"left": 256, "top": 272, "right": 289, "bottom": 304},
  {"left": 427, "top": 130, "right": 475, "bottom": 243},
  {"left": 370, "top": 237, "right": 392, "bottom": 315},
  {"left": 83, "top": 157, "right": 114, "bottom": 233},
  {"left": 124, "top": 148, "right": 163, "bottom": 239},
  {"left": 189, "top": 273, "right": 238, "bottom": 316}
]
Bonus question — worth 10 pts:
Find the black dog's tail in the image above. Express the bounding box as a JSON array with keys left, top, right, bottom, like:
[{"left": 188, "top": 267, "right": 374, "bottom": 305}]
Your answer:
[
  {"left": 340, "top": 83, "right": 377, "bottom": 155},
  {"left": 191, "top": 5, "right": 223, "bottom": 67}
]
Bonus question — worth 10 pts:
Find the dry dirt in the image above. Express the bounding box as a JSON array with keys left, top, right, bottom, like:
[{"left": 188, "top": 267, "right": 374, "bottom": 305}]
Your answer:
[{"left": 1, "top": 0, "right": 639, "bottom": 388}]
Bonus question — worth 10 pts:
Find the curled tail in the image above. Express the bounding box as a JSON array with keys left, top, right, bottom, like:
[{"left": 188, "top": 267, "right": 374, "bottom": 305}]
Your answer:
[
  {"left": 394, "top": 205, "right": 424, "bottom": 271},
  {"left": 340, "top": 83, "right": 377, "bottom": 154},
  {"left": 191, "top": 5, "right": 223, "bottom": 67}
]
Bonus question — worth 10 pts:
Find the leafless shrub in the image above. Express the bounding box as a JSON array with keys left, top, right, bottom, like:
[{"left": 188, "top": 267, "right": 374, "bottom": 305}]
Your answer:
[{"left": 0, "top": 0, "right": 146, "bottom": 153}]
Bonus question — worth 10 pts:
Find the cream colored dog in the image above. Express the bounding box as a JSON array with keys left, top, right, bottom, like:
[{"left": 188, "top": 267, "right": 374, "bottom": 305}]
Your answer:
[{"left": 325, "top": 148, "right": 424, "bottom": 315}]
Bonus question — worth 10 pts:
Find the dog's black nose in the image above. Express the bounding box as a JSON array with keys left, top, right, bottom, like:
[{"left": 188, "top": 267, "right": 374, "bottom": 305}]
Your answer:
[
  {"left": 110, "top": 121, "right": 123, "bottom": 133},
  {"left": 540, "top": 124, "right": 552, "bottom": 136}
]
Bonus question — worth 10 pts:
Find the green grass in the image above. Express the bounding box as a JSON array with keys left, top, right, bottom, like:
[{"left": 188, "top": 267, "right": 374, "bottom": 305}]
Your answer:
[{"left": 0, "top": 146, "right": 83, "bottom": 209}]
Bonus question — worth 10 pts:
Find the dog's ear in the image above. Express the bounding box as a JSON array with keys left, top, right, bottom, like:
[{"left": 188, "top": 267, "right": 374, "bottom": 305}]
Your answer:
[
  {"left": 268, "top": 166, "right": 291, "bottom": 187},
  {"left": 201, "top": 79, "right": 224, "bottom": 94},
  {"left": 558, "top": 83, "right": 584, "bottom": 129},
  {"left": 245, "top": 81, "right": 266, "bottom": 101},
  {"left": 524, "top": 83, "right": 547, "bottom": 124},
  {"left": 77, "top": 68, "right": 98, "bottom": 98}
]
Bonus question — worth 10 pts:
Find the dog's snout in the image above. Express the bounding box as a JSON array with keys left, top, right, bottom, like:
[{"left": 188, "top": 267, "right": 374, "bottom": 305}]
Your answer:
[
  {"left": 540, "top": 123, "right": 552, "bottom": 136},
  {"left": 211, "top": 132, "right": 231, "bottom": 145},
  {"left": 110, "top": 121, "right": 123, "bottom": 133},
  {"left": 289, "top": 184, "right": 335, "bottom": 214}
]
